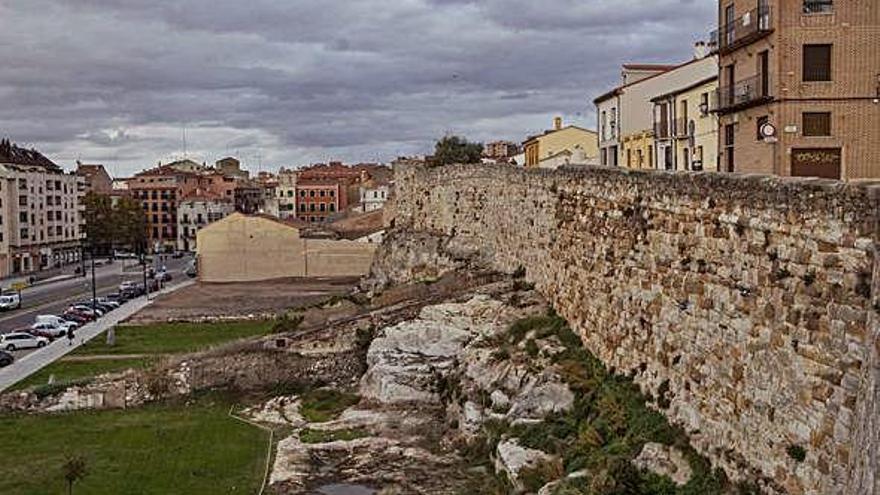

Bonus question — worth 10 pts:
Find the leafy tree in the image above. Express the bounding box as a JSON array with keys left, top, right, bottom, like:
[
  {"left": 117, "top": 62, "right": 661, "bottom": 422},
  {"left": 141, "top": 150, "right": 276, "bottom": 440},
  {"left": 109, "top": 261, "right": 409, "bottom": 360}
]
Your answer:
[
  {"left": 82, "top": 193, "right": 147, "bottom": 255},
  {"left": 433, "top": 135, "right": 483, "bottom": 165},
  {"left": 62, "top": 454, "right": 88, "bottom": 495}
]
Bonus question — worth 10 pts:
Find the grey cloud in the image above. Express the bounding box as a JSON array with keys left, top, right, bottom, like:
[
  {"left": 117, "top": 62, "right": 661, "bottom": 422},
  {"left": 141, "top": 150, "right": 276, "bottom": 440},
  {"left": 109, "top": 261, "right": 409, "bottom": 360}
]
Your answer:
[{"left": 0, "top": 0, "right": 715, "bottom": 174}]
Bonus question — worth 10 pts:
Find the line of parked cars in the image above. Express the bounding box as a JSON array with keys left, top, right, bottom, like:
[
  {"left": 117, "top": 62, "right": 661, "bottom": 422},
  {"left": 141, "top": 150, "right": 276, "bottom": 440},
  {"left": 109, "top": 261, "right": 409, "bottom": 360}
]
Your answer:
[{"left": 0, "top": 282, "right": 150, "bottom": 366}]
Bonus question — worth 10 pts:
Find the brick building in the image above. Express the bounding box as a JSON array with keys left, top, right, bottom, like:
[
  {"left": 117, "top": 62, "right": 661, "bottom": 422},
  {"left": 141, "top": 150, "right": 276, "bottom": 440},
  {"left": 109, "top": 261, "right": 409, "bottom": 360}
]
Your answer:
[
  {"left": 129, "top": 165, "right": 210, "bottom": 252},
  {"left": 295, "top": 180, "right": 348, "bottom": 223},
  {"left": 75, "top": 162, "right": 113, "bottom": 195},
  {"left": 712, "top": 0, "right": 880, "bottom": 179}
]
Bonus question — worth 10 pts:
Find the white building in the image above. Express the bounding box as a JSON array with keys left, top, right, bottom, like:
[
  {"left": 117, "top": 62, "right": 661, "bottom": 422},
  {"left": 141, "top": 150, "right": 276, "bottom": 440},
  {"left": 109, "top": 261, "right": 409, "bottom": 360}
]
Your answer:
[
  {"left": 0, "top": 149, "right": 84, "bottom": 278},
  {"left": 359, "top": 184, "right": 390, "bottom": 213},
  {"left": 176, "top": 191, "right": 234, "bottom": 252},
  {"left": 275, "top": 169, "right": 298, "bottom": 219}
]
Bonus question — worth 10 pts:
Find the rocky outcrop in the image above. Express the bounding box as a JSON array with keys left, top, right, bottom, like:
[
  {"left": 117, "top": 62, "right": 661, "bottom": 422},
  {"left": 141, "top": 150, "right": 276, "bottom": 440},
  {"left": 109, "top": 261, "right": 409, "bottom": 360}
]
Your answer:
[
  {"left": 495, "top": 438, "right": 556, "bottom": 492},
  {"left": 633, "top": 442, "right": 694, "bottom": 486}
]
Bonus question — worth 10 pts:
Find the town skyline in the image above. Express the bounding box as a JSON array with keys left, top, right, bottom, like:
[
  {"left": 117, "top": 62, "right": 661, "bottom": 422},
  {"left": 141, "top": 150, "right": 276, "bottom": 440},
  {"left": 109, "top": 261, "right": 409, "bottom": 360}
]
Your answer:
[{"left": 0, "top": 0, "right": 715, "bottom": 175}]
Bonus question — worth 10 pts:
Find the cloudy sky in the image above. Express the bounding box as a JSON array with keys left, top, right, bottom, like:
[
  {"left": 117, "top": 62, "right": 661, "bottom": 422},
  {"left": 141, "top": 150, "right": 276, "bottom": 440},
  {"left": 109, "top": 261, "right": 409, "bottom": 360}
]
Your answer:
[{"left": 0, "top": 0, "right": 715, "bottom": 176}]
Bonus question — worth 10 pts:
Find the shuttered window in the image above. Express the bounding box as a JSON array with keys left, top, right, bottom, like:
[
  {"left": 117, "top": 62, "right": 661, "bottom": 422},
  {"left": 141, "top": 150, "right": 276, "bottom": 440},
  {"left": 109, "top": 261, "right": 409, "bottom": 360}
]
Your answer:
[
  {"left": 803, "top": 44, "right": 832, "bottom": 81},
  {"left": 803, "top": 112, "right": 831, "bottom": 136}
]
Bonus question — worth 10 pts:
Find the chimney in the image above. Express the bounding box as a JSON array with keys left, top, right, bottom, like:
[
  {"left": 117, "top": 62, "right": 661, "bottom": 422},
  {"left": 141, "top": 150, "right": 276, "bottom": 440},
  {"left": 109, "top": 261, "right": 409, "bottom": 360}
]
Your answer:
[
  {"left": 554, "top": 116, "right": 563, "bottom": 130},
  {"left": 693, "top": 41, "right": 708, "bottom": 59}
]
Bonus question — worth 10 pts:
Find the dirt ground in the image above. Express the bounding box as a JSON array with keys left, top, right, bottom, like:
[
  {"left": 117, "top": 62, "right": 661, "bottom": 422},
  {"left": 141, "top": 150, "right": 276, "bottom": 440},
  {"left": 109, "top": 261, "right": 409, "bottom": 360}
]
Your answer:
[{"left": 127, "top": 277, "right": 360, "bottom": 324}]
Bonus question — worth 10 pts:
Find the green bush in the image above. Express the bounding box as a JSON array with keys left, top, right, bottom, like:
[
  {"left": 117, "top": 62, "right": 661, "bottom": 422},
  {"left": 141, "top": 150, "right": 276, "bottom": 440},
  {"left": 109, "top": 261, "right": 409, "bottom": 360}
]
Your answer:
[
  {"left": 786, "top": 445, "right": 806, "bottom": 463},
  {"left": 299, "top": 389, "right": 360, "bottom": 423},
  {"left": 272, "top": 313, "right": 304, "bottom": 334}
]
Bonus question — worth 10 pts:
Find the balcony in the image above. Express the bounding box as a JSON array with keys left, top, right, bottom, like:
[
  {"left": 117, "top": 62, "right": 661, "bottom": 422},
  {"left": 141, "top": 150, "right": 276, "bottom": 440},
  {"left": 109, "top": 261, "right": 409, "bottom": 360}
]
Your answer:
[
  {"left": 712, "top": 75, "right": 773, "bottom": 114},
  {"left": 717, "top": 5, "right": 772, "bottom": 53},
  {"left": 674, "top": 118, "right": 690, "bottom": 138},
  {"left": 803, "top": 0, "right": 833, "bottom": 14},
  {"left": 653, "top": 121, "right": 671, "bottom": 140}
]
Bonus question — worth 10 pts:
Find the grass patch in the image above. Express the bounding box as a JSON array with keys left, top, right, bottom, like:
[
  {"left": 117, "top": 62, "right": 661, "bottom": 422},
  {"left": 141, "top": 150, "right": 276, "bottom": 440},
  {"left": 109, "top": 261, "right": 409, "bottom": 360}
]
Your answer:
[
  {"left": 468, "top": 312, "right": 737, "bottom": 494},
  {"left": 299, "top": 389, "right": 360, "bottom": 423},
  {"left": 11, "top": 358, "right": 151, "bottom": 391},
  {"left": 0, "top": 394, "right": 268, "bottom": 494},
  {"left": 299, "top": 427, "right": 368, "bottom": 444},
  {"left": 74, "top": 321, "right": 274, "bottom": 356}
]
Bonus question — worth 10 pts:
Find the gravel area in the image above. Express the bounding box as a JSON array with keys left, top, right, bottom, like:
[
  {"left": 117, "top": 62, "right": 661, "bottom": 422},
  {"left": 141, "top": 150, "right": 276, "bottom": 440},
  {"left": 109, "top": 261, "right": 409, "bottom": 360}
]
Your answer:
[{"left": 126, "top": 277, "right": 359, "bottom": 324}]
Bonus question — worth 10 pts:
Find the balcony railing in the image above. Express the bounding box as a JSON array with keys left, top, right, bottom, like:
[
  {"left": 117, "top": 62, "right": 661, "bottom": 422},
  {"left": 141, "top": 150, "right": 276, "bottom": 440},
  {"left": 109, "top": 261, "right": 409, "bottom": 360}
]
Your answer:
[
  {"left": 674, "top": 118, "right": 690, "bottom": 138},
  {"left": 717, "top": 5, "right": 772, "bottom": 52},
  {"left": 803, "top": 0, "right": 833, "bottom": 14},
  {"left": 653, "top": 121, "right": 670, "bottom": 140},
  {"left": 712, "top": 75, "right": 772, "bottom": 113}
]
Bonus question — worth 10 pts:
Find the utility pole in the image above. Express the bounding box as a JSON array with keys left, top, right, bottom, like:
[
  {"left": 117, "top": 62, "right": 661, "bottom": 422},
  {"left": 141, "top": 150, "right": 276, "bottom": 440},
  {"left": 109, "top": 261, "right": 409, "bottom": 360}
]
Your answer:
[{"left": 90, "top": 248, "right": 97, "bottom": 317}]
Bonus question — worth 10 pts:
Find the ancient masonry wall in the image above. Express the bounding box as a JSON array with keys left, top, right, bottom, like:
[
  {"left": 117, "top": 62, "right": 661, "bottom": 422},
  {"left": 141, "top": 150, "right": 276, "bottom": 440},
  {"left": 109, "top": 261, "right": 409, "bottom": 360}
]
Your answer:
[{"left": 391, "top": 163, "right": 879, "bottom": 495}]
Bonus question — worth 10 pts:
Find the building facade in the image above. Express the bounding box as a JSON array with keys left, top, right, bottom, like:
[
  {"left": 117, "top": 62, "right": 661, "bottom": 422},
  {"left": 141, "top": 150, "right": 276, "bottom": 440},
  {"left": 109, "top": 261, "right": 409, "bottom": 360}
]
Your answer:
[
  {"left": 594, "top": 51, "right": 718, "bottom": 169},
  {"left": 713, "top": 0, "right": 880, "bottom": 179},
  {"left": 129, "top": 166, "right": 209, "bottom": 252},
  {"left": 483, "top": 141, "right": 520, "bottom": 159},
  {"left": 177, "top": 191, "right": 234, "bottom": 252},
  {"left": 295, "top": 181, "right": 347, "bottom": 223},
  {"left": 523, "top": 118, "right": 599, "bottom": 168},
  {"left": 75, "top": 162, "right": 113, "bottom": 195},
  {"left": 652, "top": 75, "right": 720, "bottom": 171},
  {"left": 359, "top": 184, "right": 390, "bottom": 212},
  {"left": 0, "top": 141, "right": 84, "bottom": 278}
]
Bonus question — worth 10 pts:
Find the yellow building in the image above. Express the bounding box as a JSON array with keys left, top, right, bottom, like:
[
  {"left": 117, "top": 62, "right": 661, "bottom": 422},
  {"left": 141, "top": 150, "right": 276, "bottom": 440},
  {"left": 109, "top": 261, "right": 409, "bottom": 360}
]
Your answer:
[
  {"left": 620, "top": 131, "right": 655, "bottom": 169},
  {"left": 651, "top": 75, "right": 718, "bottom": 171},
  {"left": 523, "top": 117, "right": 599, "bottom": 168},
  {"left": 196, "top": 213, "right": 376, "bottom": 282}
]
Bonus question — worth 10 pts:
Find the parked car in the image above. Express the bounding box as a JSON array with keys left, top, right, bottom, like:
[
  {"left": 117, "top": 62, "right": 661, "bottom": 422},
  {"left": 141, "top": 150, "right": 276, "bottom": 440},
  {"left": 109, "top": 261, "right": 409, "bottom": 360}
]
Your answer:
[
  {"left": 62, "top": 311, "right": 92, "bottom": 324},
  {"left": 96, "top": 298, "right": 121, "bottom": 309},
  {"left": 0, "top": 350, "right": 13, "bottom": 367},
  {"left": 74, "top": 301, "right": 114, "bottom": 313},
  {"left": 105, "top": 292, "right": 129, "bottom": 304},
  {"left": 69, "top": 305, "right": 103, "bottom": 318},
  {"left": 29, "top": 322, "right": 68, "bottom": 339},
  {"left": 35, "top": 315, "right": 78, "bottom": 331},
  {"left": 155, "top": 271, "right": 172, "bottom": 282},
  {"left": 0, "top": 332, "right": 48, "bottom": 351},
  {"left": 0, "top": 293, "right": 21, "bottom": 311},
  {"left": 185, "top": 260, "right": 198, "bottom": 278},
  {"left": 119, "top": 280, "right": 138, "bottom": 292}
]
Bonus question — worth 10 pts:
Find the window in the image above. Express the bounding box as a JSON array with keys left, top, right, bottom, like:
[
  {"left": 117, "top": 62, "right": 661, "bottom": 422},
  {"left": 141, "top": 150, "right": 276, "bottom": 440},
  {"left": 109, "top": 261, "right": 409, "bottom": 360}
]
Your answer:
[
  {"left": 309, "top": 190, "right": 315, "bottom": 197},
  {"left": 601, "top": 111, "right": 607, "bottom": 139},
  {"left": 699, "top": 93, "right": 709, "bottom": 115},
  {"left": 19, "top": 212, "right": 27, "bottom": 223},
  {"left": 329, "top": 190, "right": 335, "bottom": 197},
  {"left": 682, "top": 148, "right": 690, "bottom": 170},
  {"left": 724, "top": 124, "right": 736, "bottom": 172},
  {"left": 319, "top": 203, "right": 326, "bottom": 212},
  {"left": 756, "top": 116, "right": 769, "bottom": 140},
  {"left": 299, "top": 204, "right": 306, "bottom": 212},
  {"left": 803, "top": 44, "right": 832, "bottom": 81},
  {"left": 299, "top": 190, "right": 306, "bottom": 197},
  {"left": 803, "top": 0, "right": 833, "bottom": 14},
  {"left": 56, "top": 226, "right": 62, "bottom": 236},
  {"left": 626, "top": 149, "right": 632, "bottom": 167},
  {"left": 18, "top": 195, "right": 27, "bottom": 206},
  {"left": 320, "top": 190, "right": 326, "bottom": 197},
  {"left": 695, "top": 146, "right": 705, "bottom": 171},
  {"left": 329, "top": 204, "right": 335, "bottom": 212},
  {"left": 803, "top": 112, "right": 831, "bottom": 136},
  {"left": 309, "top": 204, "right": 315, "bottom": 212}
]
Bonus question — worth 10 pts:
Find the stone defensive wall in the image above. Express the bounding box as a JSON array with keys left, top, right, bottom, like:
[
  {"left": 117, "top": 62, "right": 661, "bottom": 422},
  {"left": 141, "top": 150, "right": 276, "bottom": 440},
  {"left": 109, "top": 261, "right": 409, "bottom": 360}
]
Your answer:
[{"left": 390, "top": 163, "right": 879, "bottom": 494}]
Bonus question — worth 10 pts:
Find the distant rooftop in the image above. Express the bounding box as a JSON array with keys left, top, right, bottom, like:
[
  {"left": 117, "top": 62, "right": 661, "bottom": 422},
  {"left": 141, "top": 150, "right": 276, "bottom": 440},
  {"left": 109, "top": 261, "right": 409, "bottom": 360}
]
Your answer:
[{"left": 0, "top": 139, "right": 62, "bottom": 172}]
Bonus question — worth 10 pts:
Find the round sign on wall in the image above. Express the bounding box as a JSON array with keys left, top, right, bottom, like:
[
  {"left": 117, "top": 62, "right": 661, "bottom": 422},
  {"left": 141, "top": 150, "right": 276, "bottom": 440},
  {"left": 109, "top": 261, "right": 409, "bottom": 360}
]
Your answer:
[{"left": 760, "top": 122, "right": 777, "bottom": 139}]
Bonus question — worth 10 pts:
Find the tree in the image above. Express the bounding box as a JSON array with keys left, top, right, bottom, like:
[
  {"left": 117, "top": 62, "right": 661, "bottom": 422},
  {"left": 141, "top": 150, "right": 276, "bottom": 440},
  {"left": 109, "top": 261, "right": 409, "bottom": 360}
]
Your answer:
[
  {"left": 82, "top": 193, "right": 147, "bottom": 255},
  {"left": 433, "top": 135, "right": 483, "bottom": 166},
  {"left": 62, "top": 454, "right": 88, "bottom": 495}
]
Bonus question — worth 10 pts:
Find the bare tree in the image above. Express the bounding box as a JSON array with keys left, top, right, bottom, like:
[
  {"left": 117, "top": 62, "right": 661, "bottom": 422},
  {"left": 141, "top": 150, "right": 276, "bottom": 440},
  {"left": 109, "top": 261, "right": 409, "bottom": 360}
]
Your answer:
[{"left": 62, "top": 454, "right": 88, "bottom": 495}]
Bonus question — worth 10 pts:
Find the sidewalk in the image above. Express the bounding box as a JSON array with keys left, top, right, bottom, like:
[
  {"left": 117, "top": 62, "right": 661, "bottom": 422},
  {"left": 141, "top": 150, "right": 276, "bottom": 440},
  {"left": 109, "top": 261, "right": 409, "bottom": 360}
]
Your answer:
[{"left": 0, "top": 280, "right": 194, "bottom": 393}]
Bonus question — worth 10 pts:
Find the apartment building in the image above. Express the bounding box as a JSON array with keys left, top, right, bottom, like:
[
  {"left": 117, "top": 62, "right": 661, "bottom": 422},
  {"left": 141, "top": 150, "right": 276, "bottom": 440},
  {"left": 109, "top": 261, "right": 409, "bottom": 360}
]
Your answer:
[
  {"left": 594, "top": 51, "right": 718, "bottom": 169},
  {"left": 75, "top": 162, "right": 113, "bottom": 195},
  {"left": 0, "top": 140, "right": 84, "bottom": 277},
  {"left": 295, "top": 180, "right": 347, "bottom": 223},
  {"left": 713, "top": 0, "right": 880, "bottom": 179},
  {"left": 176, "top": 190, "right": 234, "bottom": 252},
  {"left": 652, "top": 74, "right": 720, "bottom": 171},
  {"left": 129, "top": 165, "right": 210, "bottom": 252},
  {"left": 275, "top": 169, "right": 298, "bottom": 219}
]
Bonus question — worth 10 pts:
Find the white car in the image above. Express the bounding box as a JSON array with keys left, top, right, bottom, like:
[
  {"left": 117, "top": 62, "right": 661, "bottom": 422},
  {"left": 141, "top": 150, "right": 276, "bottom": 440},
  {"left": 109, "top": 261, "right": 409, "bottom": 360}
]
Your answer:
[
  {"left": 1, "top": 332, "right": 48, "bottom": 351},
  {"left": 70, "top": 305, "right": 104, "bottom": 317},
  {"left": 30, "top": 322, "right": 68, "bottom": 338},
  {"left": 35, "top": 315, "right": 78, "bottom": 330},
  {"left": 119, "top": 281, "right": 137, "bottom": 292},
  {"left": 0, "top": 294, "right": 21, "bottom": 311}
]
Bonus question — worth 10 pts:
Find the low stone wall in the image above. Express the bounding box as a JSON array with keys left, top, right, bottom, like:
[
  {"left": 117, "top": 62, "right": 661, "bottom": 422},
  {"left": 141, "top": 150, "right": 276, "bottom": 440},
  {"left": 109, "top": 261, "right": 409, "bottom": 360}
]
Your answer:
[{"left": 388, "top": 163, "right": 880, "bottom": 494}]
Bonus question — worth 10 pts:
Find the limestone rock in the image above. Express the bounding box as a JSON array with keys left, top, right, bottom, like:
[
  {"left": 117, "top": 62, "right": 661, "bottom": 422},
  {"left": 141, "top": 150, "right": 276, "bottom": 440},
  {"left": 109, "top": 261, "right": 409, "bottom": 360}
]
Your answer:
[
  {"left": 633, "top": 442, "right": 693, "bottom": 486},
  {"left": 495, "top": 438, "right": 555, "bottom": 492}
]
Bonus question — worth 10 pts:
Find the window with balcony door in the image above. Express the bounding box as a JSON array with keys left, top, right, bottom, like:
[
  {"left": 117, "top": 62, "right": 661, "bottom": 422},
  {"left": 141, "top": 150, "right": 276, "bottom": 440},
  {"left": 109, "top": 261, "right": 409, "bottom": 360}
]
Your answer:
[
  {"left": 803, "top": 44, "right": 832, "bottom": 82},
  {"left": 803, "top": 0, "right": 832, "bottom": 14},
  {"left": 803, "top": 112, "right": 831, "bottom": 136}
]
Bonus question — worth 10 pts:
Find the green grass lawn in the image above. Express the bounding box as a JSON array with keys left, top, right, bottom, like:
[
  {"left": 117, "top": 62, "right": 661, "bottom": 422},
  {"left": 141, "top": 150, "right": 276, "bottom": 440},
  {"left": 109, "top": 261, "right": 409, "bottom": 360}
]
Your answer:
[
  {"left": 11, "top": 358, "right": 151, "bottom": 391},
  {"left": 11, "top": 321, "right": 273, "bottom": 391},
  {"left": 74, "top": 320, "right": 273, "bottom": 356},
  {"left": 0, "top": 395, "right": 268, "bottom": 495}
]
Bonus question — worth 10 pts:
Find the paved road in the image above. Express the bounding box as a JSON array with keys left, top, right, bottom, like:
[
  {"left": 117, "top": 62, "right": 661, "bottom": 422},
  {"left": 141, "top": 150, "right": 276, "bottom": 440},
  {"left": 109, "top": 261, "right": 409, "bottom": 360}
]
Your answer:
[
  {"left": 0, "top": 279, "right": 195, "bottom": 393},
  {"left": 0, "top": 255, "right": 192, "bottom": 333}
]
